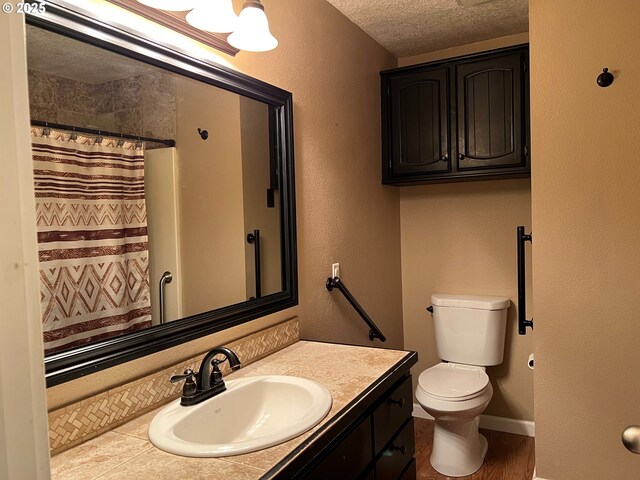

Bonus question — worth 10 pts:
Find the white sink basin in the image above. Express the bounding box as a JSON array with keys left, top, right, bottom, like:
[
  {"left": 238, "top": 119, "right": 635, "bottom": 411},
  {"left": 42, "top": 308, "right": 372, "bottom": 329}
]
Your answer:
[{"left": 148, "top": 375, "right": 332, "bottom": 457}]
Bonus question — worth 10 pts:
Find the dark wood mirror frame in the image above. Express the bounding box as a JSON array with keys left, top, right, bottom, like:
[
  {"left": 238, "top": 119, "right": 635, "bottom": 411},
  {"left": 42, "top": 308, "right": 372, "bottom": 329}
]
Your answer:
[{"left": 27, "top": 3, "right": 297, "bottom": 387}]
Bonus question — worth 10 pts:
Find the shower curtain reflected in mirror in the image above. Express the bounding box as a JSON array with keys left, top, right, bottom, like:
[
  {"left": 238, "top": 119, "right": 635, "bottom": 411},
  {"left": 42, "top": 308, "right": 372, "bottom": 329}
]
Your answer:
[{"left": 31, "top": 127, "right": 152, "bottom": 354}]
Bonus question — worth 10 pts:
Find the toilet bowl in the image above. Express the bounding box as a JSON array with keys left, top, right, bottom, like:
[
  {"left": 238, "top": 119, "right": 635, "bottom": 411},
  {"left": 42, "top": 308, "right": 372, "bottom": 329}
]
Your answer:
[
  {"left": 416, "top": 363, "right": 493, "bottom": 477},
  {"left": 416, "top": 293, "right": 509, "bottom": 477}
]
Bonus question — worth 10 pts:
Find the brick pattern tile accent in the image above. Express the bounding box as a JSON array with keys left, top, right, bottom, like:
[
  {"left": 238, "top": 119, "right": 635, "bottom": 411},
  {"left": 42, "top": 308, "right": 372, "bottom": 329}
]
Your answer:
[{"left": 48, "top": 319, "right": 299, "bottom": 455}]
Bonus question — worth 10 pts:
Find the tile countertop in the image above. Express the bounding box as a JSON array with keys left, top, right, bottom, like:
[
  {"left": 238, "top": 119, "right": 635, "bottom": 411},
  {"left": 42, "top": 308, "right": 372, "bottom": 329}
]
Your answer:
[{"left": 50, "top": 341, "right": 413, "bottom": 480}]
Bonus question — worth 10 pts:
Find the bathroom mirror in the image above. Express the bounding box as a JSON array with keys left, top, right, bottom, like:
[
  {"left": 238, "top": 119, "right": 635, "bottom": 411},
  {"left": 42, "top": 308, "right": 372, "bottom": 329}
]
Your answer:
[{"left": 27, "top": 4, "right": 297, "bottom": 386}]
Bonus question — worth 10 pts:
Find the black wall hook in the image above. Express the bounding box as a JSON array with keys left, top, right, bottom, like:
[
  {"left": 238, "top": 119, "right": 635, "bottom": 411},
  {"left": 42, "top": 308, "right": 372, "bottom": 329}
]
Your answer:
[
  {"left": 197, "top": 128, "right": 209, "bottom": 140},
  {"left": 597, "top": 68, "right": 614, "bottom": 88}
]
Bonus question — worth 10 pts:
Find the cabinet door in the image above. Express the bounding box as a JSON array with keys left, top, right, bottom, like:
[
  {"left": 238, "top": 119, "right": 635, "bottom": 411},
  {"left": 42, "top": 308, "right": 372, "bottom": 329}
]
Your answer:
[
  {"left": 372, "top": 376, "right": 412, "bottom": 455},
  {"left": 456, "top": 53, "right": 526, "bottom": 171},
  {"left": 387, "top": 67, "right": 450, "bottom": 178},
  {"left": 302, "top": 418, "right": 372, "bottom": 479},
  {"left": 375, "top": 419, "right": 415, "bottom": 480}
]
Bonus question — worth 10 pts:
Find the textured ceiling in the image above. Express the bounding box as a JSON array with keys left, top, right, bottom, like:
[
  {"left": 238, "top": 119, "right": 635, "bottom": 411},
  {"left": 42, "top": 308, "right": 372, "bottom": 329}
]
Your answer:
[
  {"left": 26, "top": 25, "right": 156, "bottom": 84},
  {"left": 324, "top": 0, "right": 528, "bottom": 58}
]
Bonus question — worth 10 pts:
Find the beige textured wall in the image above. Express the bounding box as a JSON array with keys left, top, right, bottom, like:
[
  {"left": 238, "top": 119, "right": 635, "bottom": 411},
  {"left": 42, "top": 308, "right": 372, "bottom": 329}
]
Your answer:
[
  {"left": 398, "top": 34, "right": 534, "bottom": 422},
  {"left": 176, "top": 77, "right": 247, "bottom": 315},
  {"left": 228, "top": 0, "right": 403, "bottom": 348},
  {"left": 240, "top": 98, "right": 281, "bottom": 297},
  {"left": 46, "top": 0, "right": 402, "bottom": 409},
  {"left": 401, "top": 180, "right": 533, "bottom": 420},
  {"left": 530, "top": 1, "right": 640, "bottom": 478},
  {"left": 398, "top": 32, "right": 528, "bottom": 67}
]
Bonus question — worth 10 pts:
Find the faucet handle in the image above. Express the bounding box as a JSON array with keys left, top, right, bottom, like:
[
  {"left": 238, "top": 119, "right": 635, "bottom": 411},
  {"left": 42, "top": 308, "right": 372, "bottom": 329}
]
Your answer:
[
  {"left": 170, "top": 368, "right": 196, "bottom": 383},
  {"left": 170, "top": 369, "right": 198, "bottom": 399}
]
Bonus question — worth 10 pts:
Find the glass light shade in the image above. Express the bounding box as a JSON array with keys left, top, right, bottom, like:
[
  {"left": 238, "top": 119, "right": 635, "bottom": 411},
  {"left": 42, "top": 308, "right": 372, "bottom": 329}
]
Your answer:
[
  {"left": 136, "top": 0, "right": 200, "bottom": 11},
  {"left": 185, "top": 0, "right": 239, "bottom": 33},
  {"left": 227, "top": 2, "right": 278, "bottom": 52}
]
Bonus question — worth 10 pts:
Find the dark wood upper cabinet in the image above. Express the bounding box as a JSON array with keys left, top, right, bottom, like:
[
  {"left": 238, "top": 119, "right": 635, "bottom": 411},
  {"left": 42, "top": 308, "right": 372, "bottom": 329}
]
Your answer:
[
  {"left": 382, "top": 45, "right": 530, "bottom": 185},
  {"left": 456, "top": 53, "right": 523, "bottom": 171},
  {"left": 390, "top": 68, "right": 450, "bottom": 175}
]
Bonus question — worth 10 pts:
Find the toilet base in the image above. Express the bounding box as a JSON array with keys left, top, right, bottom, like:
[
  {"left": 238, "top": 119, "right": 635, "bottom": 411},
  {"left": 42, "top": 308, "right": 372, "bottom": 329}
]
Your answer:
[{"left": 430, "top": 416, "right": 488, "bottom": 477}]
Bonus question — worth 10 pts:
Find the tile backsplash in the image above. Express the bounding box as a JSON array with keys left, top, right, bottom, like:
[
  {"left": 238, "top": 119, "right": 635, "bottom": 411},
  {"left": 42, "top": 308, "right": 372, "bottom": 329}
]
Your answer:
[{"left": 48, "top": 318, "right": 299, "bottom": 455}]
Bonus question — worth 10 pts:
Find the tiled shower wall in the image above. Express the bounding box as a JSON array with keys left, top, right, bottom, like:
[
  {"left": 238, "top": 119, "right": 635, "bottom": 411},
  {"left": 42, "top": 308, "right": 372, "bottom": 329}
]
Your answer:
[{"left": 28, "top": 69, "right": 176, "bottom": 140}]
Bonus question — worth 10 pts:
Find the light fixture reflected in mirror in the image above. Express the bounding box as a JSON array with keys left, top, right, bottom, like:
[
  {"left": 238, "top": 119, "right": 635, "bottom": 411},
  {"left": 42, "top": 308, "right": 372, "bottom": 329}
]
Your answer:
[
  {"left": 227, "top": 0, "right": 278, "bottom": 52},
  {"left": 135, "top": 0, "right": 278, "bottom": 52},
  {"left": 185, "top": 0, "right": 238, "bottom": 33},
  {"left": 136, "top": 0, "right": 200, "bottom": 11}
]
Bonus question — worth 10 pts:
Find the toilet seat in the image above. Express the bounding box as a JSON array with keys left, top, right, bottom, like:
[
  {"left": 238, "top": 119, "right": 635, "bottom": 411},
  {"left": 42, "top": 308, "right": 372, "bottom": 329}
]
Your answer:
[{"left": 417, "top": 363, "right": 489, "bottom": 401}]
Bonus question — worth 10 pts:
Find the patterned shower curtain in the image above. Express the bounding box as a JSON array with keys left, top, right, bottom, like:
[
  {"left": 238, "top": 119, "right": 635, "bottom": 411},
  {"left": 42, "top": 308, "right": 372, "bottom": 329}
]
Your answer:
[{"left": 31, "top": 127, "right": 152, "bottom": 354}]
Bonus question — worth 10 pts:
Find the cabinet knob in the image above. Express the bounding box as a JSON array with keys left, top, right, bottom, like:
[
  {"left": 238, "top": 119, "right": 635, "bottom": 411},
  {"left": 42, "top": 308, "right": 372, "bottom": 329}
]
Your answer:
[
  {"left": 622, "top": 426, "right": 640, "bottom": 454},
  {"left": 389, "top": 444, "right": 406, "bottom": 455},
  {"left": 440, "top": 155, "right": 448, "bottom": 163},
  {"left": 458, "top": 153, "right": 466, "bottom": 160},
  {"left": 389, "top": 397, "right": 405, "bottom": 408}
]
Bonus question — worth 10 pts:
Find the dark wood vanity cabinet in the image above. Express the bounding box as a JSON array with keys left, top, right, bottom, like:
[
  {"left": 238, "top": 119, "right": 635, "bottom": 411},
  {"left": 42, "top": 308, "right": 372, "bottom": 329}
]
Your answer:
[
  {"left": 381, "top": 45, "right": 530, "bottom": 185},
  {"left": 301, "top": 375, "right": 415, "bottom": 480},
  {"left": 269, "top": 352, "right": 417, "bottom": 480}
]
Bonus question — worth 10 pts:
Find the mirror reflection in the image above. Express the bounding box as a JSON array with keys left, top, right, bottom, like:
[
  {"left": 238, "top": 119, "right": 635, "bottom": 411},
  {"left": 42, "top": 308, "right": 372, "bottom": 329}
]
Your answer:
[{"left": 27, "top": 25, "right": 283, "bottom": 355}]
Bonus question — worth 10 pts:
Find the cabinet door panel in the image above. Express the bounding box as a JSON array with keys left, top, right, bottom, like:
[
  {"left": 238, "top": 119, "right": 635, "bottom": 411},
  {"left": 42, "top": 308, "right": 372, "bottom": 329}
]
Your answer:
[
  {"left": 303, "top": 418, "right": 372, "bottom": 480},
  {"left": 372, "top": 376, "right": 412, "bottom": 455},
  {"left": 375, "top": 419, "right": 415, "bottom": 480},
  {"left": 399, "top": 459, "right": 417, "bottom": 480},
  {"left": 390, "top": 68, "right": 450, "bottom": 175},
  {"left": 457, "top": 53, "right": 524, "bottom": 170}
]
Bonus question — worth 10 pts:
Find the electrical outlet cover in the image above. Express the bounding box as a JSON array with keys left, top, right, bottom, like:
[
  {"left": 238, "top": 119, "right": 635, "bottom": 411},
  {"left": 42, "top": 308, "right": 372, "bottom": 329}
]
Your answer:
[{"left": 331, "top": 263, "right": 340, "bottom": 278}]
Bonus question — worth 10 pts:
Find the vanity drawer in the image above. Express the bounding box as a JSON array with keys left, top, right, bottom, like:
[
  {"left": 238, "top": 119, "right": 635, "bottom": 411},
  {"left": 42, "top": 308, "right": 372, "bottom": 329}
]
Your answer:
[
  {"left": 303, "top": 417, "right": 372, "bottom": 479},
  {"left": 398, "top": 459, "right": 416, "bottom": 480},
  {"left": 373, "top": 375, "right": 413, "bottom": 454},
  {"left": 375, "top": 419, "right": 415, "bottom": 480}
]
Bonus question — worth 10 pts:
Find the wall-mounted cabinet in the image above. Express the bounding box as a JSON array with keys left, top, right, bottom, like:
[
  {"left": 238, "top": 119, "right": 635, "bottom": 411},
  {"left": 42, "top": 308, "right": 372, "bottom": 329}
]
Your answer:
[{"left": 381, "top": 45, "right": 530, "bottom": 185}]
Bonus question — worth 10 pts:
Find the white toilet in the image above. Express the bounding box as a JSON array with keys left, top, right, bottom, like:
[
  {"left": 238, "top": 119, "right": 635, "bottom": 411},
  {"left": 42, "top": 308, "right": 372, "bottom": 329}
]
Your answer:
[{"left": 416, "top": 293, "right": 509, "bottom": 477}]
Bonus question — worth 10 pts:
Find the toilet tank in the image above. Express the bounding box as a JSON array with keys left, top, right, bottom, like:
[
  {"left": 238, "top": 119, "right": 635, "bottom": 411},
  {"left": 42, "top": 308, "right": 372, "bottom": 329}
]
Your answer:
[{"left": 431, "top": 293, "right": 510, "bottom": 366}]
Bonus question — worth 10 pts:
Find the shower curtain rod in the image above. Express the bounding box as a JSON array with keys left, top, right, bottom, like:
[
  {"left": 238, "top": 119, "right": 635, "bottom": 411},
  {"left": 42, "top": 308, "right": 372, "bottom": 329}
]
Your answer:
[{"left": 31, "top": 120, "right": 176, "bottom": 147}]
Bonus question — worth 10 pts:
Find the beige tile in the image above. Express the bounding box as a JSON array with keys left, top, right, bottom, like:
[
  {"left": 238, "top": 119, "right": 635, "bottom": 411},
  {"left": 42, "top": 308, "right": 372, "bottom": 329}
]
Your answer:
[
  {"left": 56, "top": 109, "right": 98, "bottom": 129},
  {"left": 28, "top": 69, "right": 59, "bottom": 107},
  {"left": 228, "top": 341, "right": 332, "bottom": 378},
  {"left": 93, "top": 113, "right": 116, "bottom": 131},
  {"left": 92, "top": 82, "right": 114, "bottom": 114},
  {"left": 219, "top": 438, "right": 306, "bottom": 471},
  {"left": 140, "top": 71, "right": 176, "bottom": 105},
  {"left": 29, "top": 103, "right": 58, "bottom": 122},
  {"left": 113, "top": 108, "right": 143, "bottom": 136},
  {"left": 281, "top": 344, "right": 407, "bottom": 409},
  {"left": 142, "top": 101, "right": 176, "bottom": 139},
  {"left": 95, "top": 448, "right": 265, "bottom": 480},
  {"left": 56, "top": 76, "right": 95, "bottom": 113},
  {"left": 111, "top": 76, "right": 143, "bottom": 111},
  {"left": 113, "top": 409, "right": 159, "bottom": 440},
  {"left": 50, "top": 432, "right": 152, "bottom": 480},
  {"left": 218, "top": 421, "right": 329, "bottom": 472}
]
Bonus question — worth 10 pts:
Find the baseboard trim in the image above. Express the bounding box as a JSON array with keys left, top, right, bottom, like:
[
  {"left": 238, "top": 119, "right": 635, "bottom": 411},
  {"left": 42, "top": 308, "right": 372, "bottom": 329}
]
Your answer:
[
  {"left": 412, "top": 403, "right": 535, "bottom": 437},
  {"left": 532, "top": 469, "right": 549, "bottom": 480}
]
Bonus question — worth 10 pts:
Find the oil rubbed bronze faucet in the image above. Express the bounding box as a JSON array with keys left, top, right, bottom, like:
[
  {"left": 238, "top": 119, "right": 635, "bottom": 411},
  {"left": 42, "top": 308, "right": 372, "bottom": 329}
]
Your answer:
[{"left": 170, "top": 347, "right": 241, "bottom": 406}]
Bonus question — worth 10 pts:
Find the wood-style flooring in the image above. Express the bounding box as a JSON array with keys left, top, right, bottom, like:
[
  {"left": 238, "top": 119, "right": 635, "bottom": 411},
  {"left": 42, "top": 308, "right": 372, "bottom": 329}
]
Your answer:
[{"left": 414, "top": 418, "right": 535, "bottom": 480}]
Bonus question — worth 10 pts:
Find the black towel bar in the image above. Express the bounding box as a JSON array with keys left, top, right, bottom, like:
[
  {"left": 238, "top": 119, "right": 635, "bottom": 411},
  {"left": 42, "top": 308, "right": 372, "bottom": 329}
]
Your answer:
[
  {"left": 326, "top": 276, "right": 386, "bottom": 342},
  {"left": 517, "top": 226, "right": 534, "bottom": 335}
]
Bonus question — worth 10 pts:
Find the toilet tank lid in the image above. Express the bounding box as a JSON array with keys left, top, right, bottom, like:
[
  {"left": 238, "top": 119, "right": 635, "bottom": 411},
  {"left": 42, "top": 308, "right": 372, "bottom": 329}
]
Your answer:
[{"left": 431, "top": 293, "right": 510, "bottom": 310}]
